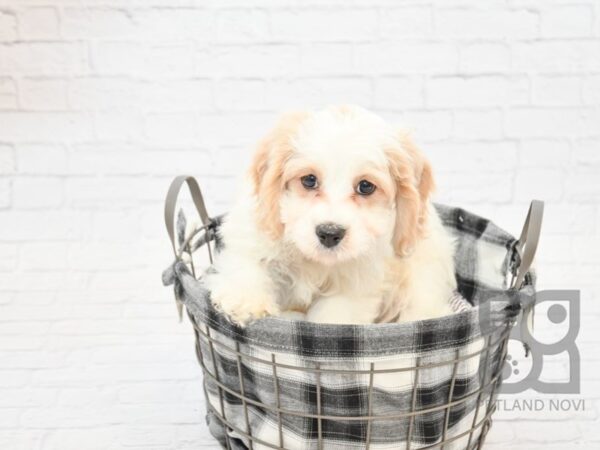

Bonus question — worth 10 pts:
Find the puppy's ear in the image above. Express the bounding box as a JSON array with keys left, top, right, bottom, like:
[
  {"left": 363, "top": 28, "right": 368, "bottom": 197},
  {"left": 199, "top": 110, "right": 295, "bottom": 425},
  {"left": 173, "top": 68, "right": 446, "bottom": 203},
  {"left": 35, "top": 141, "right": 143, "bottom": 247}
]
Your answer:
[
  {"left": 399, "top": 132, "right": 435, "bottom": 209},
  {"left": 249, "top": 111, "right": 308, "bottom": 240},
  {"left": 387, "top": 132, "right": 435, "bottom": 256}
]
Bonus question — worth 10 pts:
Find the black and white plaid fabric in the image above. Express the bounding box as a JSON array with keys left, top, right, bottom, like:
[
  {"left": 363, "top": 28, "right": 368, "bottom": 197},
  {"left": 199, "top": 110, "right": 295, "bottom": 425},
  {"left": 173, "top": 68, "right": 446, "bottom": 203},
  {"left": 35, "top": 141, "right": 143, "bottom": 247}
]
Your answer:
[{"left": 163, "top": 204, "right": 535, "bottom": 450}]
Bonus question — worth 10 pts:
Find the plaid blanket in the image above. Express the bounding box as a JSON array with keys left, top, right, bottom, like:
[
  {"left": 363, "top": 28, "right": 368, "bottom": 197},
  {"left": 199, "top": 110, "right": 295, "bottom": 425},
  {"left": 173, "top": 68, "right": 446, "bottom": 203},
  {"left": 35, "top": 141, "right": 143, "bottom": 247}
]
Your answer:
[{"left": 163, "top": 204, "right": 534, "bottom": 450}]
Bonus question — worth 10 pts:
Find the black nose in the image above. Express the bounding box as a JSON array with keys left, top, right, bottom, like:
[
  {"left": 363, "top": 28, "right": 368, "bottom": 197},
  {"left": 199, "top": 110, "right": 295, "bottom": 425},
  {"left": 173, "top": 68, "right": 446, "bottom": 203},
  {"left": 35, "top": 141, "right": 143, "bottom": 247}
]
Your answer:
[{"left": 315, "top": 223, "right": 346, "bottom": 248}]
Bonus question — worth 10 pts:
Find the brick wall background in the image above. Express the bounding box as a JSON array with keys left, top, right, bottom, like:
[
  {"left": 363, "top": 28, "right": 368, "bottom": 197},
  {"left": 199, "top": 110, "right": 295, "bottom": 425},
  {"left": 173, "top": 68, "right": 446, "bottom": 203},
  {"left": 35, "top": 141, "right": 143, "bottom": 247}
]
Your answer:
[{"left": 1, "top": 1, "right": 599, "bottom": 449}]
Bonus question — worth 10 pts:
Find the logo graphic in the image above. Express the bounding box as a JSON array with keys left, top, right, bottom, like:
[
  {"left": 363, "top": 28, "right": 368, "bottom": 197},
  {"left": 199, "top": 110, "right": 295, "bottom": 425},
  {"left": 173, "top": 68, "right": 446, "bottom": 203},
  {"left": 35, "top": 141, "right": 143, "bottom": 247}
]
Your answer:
[
  {"left": 479, "top": 289, "right": 580, "bottom": 394},
  {"left": 505, "top": 290, "right": 580, "bottom": 394}
]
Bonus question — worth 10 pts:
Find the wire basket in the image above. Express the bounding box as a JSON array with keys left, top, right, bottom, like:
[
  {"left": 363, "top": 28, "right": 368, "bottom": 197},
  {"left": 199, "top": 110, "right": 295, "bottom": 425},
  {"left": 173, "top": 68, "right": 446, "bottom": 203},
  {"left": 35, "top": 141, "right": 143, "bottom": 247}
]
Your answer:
[{"left": 163, "top": 176, "right": 543, "bottom": 450}]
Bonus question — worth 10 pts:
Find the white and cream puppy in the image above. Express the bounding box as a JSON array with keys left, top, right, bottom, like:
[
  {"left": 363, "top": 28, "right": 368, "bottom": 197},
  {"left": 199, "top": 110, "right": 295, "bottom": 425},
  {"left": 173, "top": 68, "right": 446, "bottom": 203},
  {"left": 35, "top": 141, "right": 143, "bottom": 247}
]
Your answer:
[{"left": 205, "top": 105, "right": 456, "bottom": 325}]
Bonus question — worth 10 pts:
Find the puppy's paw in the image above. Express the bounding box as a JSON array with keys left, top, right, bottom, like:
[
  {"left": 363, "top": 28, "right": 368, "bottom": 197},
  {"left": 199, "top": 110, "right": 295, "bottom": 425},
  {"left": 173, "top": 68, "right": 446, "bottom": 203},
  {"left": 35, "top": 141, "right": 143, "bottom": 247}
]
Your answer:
[{"left": 207, "top": 273, "right": 279, "bottom": 326}]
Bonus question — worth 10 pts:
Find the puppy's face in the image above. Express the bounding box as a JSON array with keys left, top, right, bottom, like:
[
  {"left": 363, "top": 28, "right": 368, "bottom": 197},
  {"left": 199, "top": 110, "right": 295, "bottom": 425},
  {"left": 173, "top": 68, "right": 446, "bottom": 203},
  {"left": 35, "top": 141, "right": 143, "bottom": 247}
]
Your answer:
[
  {"left": 251, "top": 106, "right": 433, "bottom": 265},
  {"left": 279, "top": 122, "right": 397, "bottom": 265}
]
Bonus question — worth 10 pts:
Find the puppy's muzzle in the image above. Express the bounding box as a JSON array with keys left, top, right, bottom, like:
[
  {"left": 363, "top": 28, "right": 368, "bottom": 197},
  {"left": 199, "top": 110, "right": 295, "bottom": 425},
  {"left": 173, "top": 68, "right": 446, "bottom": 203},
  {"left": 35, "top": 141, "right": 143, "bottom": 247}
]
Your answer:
[{"left": 315, "top": 223, "right": 346, "bottom": 248}]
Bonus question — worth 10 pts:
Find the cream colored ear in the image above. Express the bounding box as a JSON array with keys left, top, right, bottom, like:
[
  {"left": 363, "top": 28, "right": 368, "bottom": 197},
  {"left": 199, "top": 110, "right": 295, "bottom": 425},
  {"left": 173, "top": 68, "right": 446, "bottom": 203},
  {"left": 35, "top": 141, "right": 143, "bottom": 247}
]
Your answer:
[
  {"left": 399, "top": 132, "right": 435, "bottom": 208},
  {"left": 249, "top": 111, "right": 308, "bottom": 240},
  {"left": 387, "top": 132, "right": 435, "bottom": 256}
]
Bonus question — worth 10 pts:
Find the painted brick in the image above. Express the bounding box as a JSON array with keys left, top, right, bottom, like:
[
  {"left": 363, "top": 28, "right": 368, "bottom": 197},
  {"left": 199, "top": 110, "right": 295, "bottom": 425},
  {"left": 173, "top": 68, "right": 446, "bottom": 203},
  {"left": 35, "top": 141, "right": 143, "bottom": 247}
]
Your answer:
[
  {"left": 515, "top": 168, "right": 564, "bottom": 201},
  {"left": 0, "top": 144, "right": 15, "bottom": 174},
  {"left": 454, "top": 109, "right": 504, "bottom": 139},
  {"left": 541, "top": 5, "right": 594, "bottom": 38},
  {"left": 380, "top": 7, "right": 433, "bottom": 38},
  {"left": 436, "top": 8, "right": 539, "bottom": 39},
  {"left": 19, "top": 78, "right": 68, "bottom": 110},
  {"left": 520, "top": 140, "right": 571, "bottom": 167},
  {"left": 403, "top": 110, "right": 454, "bottom": 141},
  {"left": 582, "top": 75, "right": 600, "bottom": 105},
  {"left": 19, "top": 242, "right": 68, "bottom": 271},
  {"left": 0, "top": 243, "right": 18, "bottom": 271},
  {"left": 197, "top": 44, "right": 300, "bottom": 77},
  {"left": 374, "top": 77, "right": 424, "bottom": 109},
  {"left": 18, "top": 7, "right": 60, "bottom": 40},
  {"left": 266, "top": 77, "right": 373, "bottom": 110},
  {"left": 355, "top": 42, "right": 459, "bottom": 74},
  {"left": 506, "top": 107, "right": 600, "bottom": 138},
  {"left": 68, "top": 77, "right": 139, "bottom": 111},
  {"left": 300, "top": 43, "right": 354, "bottom": 76},
  {"left": 0, "top": 112, "right": 94, "bottom": 141},
  {"left": 17, "top": 144, "right": 67, "bottom": 175},
  {"left": 427, "top": 76, "right": 529, "bottom": 107},
  {"left": 139, "top": 79, "right": 213, "bottom": 113},
  {"left": 459, "top": 43, "right": 511, "bottom": 73},
  {"left": 0, "top": 11, "right": 17, "bottom": 42},
  {"left": 0, "top": 77, "right": 17, "bottom": 109},
  {"left": 133, "top": 9, "right": 214, "bottom": 41},
  {"left": 0, "top": 178, "right": 10, "bottom": 208},
  {"left": 270, "top": 10, "right": 378, "bottom": 41},
  {"left": 512, "top": 41, "right": 600, "bottom": 72},
  {"left": 533, "top": 75, "right": 583, "bottom": 106},
  {"left": 12, "top": 177, "right": 63, "bottom": 209},
  {"left": 0, "top": 42, "right": 89, "bottom": 76},
  {"left": 61, "top": 8, "right": 136, "bottom": 39},
  {"left": 216, "top": 9, "right": 269, "bottom": 42}
]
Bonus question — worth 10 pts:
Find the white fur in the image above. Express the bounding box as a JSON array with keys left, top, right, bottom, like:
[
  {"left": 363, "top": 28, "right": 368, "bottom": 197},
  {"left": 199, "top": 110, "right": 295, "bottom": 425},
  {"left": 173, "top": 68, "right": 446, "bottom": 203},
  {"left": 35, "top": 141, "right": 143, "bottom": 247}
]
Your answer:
[
  {"left": 205, "top": 106, "right": 457, "bottom": 325},
  {"left": 382, "top": 205, "right": 456, "bottom": 322}
]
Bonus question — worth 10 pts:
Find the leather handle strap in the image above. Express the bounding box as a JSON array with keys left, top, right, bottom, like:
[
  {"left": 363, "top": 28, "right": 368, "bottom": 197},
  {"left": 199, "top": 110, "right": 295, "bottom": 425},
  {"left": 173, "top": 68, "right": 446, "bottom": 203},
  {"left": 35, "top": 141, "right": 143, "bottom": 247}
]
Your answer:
[
  {"left": 511, "top": 200, "right": 544, "bottom": 289},
  {"left": 512, "top": 200, "right": 544, "bottom": 357},
  {"left": 164, "top": 176, "right": 211, "bottom": 257}
]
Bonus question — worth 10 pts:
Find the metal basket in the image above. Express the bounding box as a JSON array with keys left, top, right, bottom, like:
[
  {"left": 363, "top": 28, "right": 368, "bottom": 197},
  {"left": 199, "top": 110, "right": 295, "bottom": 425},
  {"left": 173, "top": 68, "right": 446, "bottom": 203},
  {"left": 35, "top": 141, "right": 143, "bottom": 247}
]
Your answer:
[{"left": 163, "top": 176, "right": 543, "bottom": 450}]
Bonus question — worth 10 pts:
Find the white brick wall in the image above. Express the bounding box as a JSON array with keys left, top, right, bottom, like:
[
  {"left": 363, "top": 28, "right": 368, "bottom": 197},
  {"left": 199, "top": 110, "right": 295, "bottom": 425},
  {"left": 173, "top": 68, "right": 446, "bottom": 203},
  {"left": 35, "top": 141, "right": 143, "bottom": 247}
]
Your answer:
[{"left": 0, "top": 1, "right": 598, "bottom": 449}]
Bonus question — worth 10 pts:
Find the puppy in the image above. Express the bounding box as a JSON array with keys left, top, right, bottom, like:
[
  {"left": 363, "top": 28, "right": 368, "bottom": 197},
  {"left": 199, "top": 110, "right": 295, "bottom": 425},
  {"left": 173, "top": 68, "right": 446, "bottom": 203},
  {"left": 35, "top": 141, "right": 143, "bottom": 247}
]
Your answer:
[{"left": 205, "top": 106, "right": 456, "bottom": 325}]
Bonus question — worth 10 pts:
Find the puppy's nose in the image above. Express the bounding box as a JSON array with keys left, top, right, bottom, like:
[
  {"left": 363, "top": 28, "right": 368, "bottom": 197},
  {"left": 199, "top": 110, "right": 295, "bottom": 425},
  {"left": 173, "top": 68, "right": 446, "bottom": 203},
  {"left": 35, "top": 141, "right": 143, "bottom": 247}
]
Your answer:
[{"left": 315, "top": 223, "right": 346, "bottom": 248}]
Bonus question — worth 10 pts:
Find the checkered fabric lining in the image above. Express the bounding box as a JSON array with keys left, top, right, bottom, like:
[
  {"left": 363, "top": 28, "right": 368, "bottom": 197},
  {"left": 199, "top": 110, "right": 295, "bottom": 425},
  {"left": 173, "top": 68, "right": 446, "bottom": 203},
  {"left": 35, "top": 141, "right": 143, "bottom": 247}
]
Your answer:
[{"left": 162, "top": 204, "right": 535, "bottom": 450}]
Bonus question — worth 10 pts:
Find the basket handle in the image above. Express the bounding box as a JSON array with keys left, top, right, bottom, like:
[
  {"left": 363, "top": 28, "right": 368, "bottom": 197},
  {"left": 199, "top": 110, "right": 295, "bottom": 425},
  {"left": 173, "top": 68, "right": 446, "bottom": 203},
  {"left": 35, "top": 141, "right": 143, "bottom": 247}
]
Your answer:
[
  {"left": 511, "top": 200, "right": 544, "bottom": 357},
  {"left": 511, "top": 200, "right": 544, "bottom": 289},
  {"left": 164, "top": 175, "right": 211, "bottom": 257}
]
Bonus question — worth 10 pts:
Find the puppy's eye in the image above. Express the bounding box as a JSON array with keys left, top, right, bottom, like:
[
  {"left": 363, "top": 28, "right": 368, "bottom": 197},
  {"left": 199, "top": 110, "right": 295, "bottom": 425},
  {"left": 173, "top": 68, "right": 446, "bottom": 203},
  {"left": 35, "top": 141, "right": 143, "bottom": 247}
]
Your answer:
[
  {"left": 300, "top": 174, "right": 319, "bottom": 190},
  {"left": 356, "top": 180, "right": 376, "bottom": 195}
]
